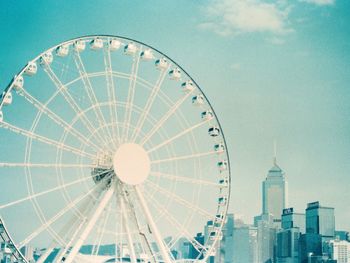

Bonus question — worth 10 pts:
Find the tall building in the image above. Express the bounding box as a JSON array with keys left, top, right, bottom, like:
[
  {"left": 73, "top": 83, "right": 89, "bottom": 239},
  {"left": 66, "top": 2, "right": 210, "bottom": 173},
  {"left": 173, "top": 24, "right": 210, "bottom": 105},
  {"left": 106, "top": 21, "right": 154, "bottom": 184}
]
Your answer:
[
  {"left": 276, "top": 208, "right": 305, "bottom": 263},
  {"left": 262, "top": 156, "right": 288, "bottom": 223},
  {"left": 325, "top": 239, "right": 350, "bottom": 263},
  {"left": 232, "top": 225, "right": 258, "bottom": 263},
  {"left": 254, "top": 213, "right": 276, "bottom": 263},
  {"left": 281, "top": 208, "right": 305, "bottom": 233},
  {"left": 299, "top": 202, "right": 336, "bottom": 263},
  {"left": 306, "top": 202, "right": 335, "bottom": 239},
  {"left": 220, "top": 214, "right": 258, "bottom": 263}
]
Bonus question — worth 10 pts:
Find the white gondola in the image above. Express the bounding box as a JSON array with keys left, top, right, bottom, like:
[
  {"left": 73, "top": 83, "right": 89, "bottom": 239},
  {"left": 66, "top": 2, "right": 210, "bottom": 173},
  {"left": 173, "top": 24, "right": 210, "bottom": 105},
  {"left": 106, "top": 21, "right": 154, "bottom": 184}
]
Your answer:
[
  {"left": 155, "top": 57, "right": 168, "bottom": 70},
  {"left": 12, "top": 75, "right": 24, "bottom": 91},
  {"left": 124, "top": 42, "right": 137, "bottom": 55},
  {"left": 40, "top": 51, "right": 53, "bottom": 65},
  {"left": 0, "top": 111, "right": 3, "bottom": 122},
  {"left": 209, "top": 231, "right": 218, "bottom": 241},
  {"left": 218, "top": 196, "right": 228, "bottom": 206},
  {"left": 169, "top": 67, "right": 181, "bottom": 80},
  {"left": 25, "top": 62, "right": 37, "bottom": 76},
  {"left": 214, "top": 142, "right": 225, "bottom": 153},
  {"left": 74, "top": 40, "right": 86, "bottom": 52},
  {"left": 1, "top": 92, "right": 12, "bottom": 106},
  {"left": 181, "top": 80, "right": 194, "bottom": 92},
  {"left": 219, "top": 178, "right": 229, "bottom": 188},
  {"left": 208, "top": 126, "right": 220, "bottom": 137},
  {"left": 201, "top": 110, "right": 213, "bottom": 121},
  {"left": 56, "top": 44, "right": 69, "bottom": 57},
  {"left": 90, "top": 38, "right": 103, "bottom": 50},
  {"left": 215, "top": 214, "right": 224, "bottom": 222},
  {"left": 218, "top": 160, "right": 228, "bottom": 171},
  {"left": 109, "top": 39, "right": 121, "bottom": 51},
  {"left": 140, "top": 49, "right": 153, "bottom": 60},
  {"left": 192, "top": 94, "right": 205, "bottom": 106}
]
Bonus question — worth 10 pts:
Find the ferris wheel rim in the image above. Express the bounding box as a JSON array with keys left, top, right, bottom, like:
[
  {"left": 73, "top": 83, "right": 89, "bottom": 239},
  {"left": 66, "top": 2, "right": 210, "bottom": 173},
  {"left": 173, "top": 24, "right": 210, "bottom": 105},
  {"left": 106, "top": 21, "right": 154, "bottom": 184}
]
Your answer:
[{"left": 0, "top": 34, "right": 232, "bottom": 262}]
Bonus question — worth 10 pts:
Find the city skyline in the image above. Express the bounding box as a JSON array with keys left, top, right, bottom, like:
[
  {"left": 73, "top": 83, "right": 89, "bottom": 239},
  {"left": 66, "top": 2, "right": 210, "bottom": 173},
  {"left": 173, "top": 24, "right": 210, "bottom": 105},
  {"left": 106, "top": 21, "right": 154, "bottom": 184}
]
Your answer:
[{"left": 0, "top": 0, "right": 349, "bottom": 236}]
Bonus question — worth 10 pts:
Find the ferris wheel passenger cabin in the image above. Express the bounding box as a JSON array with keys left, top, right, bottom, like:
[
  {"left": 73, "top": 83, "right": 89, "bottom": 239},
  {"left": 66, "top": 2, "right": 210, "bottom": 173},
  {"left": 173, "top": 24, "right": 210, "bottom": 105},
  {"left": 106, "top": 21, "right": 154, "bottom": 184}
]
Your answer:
[
  {"left": 25, "top": 62, "right": 37, "bottom": 76},
  {"left": 217, "top": 160, "right": 228, "bottom": 171},
  {"left": 124, "top": 42, "right": 137, "bottom": 55},
  {"left": 140, "top": 49, "right": 153, "bottom": 60},
  {"left": 169, "top": 68, "right": 181, "bottom": 80},
  {"left": 214, "top": 143, "right": 225, "bottom": 153},
  {"left": 155, "top": 57, "right": 168, "bottom": 70},
  {"left": 1, "top": 92, "right": 12, "bottom": 106},
  {"left": 109, "top": 39, "right": 121, "bottom": 51},
  {"left": 181, "top": 80, "right": 194, "bottom": 92},
  {"left": 74, "top": 40, "right": 86, "bottom": 52},
  {"left": 90, "top": 38, "right": 103, "bottom": 50},
  {"left": 192, "top": 94, "right": 205, "bottom": 106},
  {"left": 12, "top": 75, "right": 24, "bottom": 91},
  {"left": 56, "top": 44, "right": 69, "bottom": 57},
  {"left": 201, "top": 110, "right": 213, "bottom": 121},
  {"left": 40, "top": 52, "right": 53, "bottom": 65},
  {"left": 208, "top": 126, "right": 220, "bottom": 137}
]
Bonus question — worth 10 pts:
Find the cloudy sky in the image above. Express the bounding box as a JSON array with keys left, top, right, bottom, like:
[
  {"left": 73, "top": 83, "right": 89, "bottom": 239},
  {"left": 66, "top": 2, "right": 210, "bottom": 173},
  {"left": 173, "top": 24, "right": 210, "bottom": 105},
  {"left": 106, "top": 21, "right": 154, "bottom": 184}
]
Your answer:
[{"left": 0, "top": 0, "right": 349, "bottom": 231}]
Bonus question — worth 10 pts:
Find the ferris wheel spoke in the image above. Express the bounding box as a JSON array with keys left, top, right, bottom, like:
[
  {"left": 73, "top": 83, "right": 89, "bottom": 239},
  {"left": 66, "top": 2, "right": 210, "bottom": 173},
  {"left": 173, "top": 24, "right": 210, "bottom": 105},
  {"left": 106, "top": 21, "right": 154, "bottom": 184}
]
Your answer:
[
  {"left": 145, "top": 180, "right": 212, "bottom": 218},
  {"left": 122, "top": 48, "right": 142, "bottom": 143},
  {"left": 151, "top": 150, "right": 217, "bottom": 164},
  {"left": 147, "top": 119, "right": 210, "bottom": 154},
  {"left": 63, "top": 185, "right": 115, "bottom": 263},
  {"left": 144, "top": 190, "right": 208, "bottom": 255},
  {"left": 131, "top": 63, "right": 170, "bottom": 142},
  {"left": 19, "top": 89, "right": 101, "bottom": 152},
  {"left": 134, "top": 185, "right": 173, "bottom": 263},
  {"left": 103, "top": 44, "right": 121, "bottom": 144},
  {"left": 18, "top": 181, "right": 102, "bottom": 248},
  {"left": 150, "top": 172, "right": 220, "bottom": 187},
  {"left": 0, "top": 121, "right": 95, "bottom": 160},
  {"left": 0, "top": 162, "right": 94, "bottom": 168},
  {"left": 42, "top": 64, "right": 110, "bottom": 148},
  {"left": 73, "top": 51, "right": 114, "bottom": 145},
  {"left": 139, "top": 91, "right": 193, "bottom": 146},
  {"left": 0, "top": 171, "right": 107, "bottom": 210}
]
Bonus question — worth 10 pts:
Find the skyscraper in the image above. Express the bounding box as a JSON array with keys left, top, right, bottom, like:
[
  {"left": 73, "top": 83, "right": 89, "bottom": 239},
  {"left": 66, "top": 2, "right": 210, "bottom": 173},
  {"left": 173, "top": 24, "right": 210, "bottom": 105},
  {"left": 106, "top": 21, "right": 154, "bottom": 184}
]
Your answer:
[
  {"left": 281, "top": 208, "right": 305, "bottom": 233},
  {"left": 276, "top": 208, "right": 305, "bottom": 263},
  {"left": 306, "top": 202, "right": 335, "bottom": 239},
  {"left": 262, "top": 155, "right": 288, "bottom": 222}
]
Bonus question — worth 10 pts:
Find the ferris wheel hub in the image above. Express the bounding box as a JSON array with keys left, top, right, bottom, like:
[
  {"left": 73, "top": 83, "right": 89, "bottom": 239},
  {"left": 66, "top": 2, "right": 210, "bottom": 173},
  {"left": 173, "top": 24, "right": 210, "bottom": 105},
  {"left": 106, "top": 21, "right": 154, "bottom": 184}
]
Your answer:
[{"left": 113, "top": 143, "right": 150, "bottom": 185}]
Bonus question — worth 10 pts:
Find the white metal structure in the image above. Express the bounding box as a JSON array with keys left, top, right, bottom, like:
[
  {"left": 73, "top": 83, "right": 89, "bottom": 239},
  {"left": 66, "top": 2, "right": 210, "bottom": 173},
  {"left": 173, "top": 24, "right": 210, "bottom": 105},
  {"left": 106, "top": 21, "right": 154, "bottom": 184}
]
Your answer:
[{"left": 0, "top": 35, "right": 231, "bottom": 263}]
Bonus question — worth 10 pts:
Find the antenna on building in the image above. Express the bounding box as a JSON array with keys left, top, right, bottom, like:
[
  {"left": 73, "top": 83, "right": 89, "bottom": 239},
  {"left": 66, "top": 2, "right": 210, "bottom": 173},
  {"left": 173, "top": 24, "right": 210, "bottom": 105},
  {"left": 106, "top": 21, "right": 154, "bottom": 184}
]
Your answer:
[{"left": 273, "top": 140, "right": 277, "bottom": 166}]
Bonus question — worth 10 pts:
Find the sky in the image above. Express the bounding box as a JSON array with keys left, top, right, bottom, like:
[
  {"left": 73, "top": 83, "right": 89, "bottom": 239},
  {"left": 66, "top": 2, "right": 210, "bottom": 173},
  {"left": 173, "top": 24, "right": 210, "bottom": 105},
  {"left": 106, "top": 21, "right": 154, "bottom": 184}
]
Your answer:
[{"left": 0, "top": 0, "right": 349, "bottom": 233}]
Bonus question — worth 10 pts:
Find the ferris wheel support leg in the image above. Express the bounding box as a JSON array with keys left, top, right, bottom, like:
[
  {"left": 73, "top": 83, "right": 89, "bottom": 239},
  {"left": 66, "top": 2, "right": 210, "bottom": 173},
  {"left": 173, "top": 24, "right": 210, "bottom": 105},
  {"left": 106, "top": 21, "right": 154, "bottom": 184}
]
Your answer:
[
  {"left": 64, "top": 186, "right": 115, "bottom": 263},
  {"left": 120, "top": 193, "right": 137, "bottom": 263},
  {"left": 134, "top": 186, "right": 173, "bottom": 263}
]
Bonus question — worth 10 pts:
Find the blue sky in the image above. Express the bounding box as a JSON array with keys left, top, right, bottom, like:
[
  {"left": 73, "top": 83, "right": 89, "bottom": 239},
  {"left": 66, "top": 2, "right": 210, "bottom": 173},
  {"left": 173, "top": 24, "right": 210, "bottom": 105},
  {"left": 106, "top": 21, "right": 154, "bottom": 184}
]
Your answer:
[{"left": 0, "top": 0, "right": 349, "bottom": 232}]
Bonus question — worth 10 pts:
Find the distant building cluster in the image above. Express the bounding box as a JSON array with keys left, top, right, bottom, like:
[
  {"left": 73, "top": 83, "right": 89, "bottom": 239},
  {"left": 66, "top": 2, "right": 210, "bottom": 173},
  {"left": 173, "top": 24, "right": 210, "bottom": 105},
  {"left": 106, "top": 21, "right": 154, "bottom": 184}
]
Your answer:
[
  {"left": 0, "top": 158, "right": 349, "bottom": 263},
  {"left": 217, "top": 159, "right": 350, "bottom": 263}
]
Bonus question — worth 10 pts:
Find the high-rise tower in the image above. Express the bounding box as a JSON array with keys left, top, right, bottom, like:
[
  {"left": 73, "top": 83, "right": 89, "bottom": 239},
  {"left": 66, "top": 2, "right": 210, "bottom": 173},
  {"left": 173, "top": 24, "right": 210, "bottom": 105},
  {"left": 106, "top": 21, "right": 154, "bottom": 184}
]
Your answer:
[{"left": 262, "top": 148, "right": 288, "bottom": 221}]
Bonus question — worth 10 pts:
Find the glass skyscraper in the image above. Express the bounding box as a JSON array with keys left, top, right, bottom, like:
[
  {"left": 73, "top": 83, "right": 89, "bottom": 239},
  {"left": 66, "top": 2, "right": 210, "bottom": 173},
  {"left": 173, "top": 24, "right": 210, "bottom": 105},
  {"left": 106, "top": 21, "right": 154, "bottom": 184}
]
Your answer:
[
  {"left": 306, "top": 201, "right": 335, "bottom": 238},
  {"left": 262, "top": 157, "right": 288, "bottom": 221}
]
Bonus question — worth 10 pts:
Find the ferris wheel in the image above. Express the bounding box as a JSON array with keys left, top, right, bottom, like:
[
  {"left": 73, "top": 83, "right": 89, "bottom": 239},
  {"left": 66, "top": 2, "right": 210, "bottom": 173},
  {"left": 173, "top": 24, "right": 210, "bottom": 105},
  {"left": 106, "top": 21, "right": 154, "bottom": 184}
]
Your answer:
[{"left": 0, "top": 35, "right": 231, "bottom": 263}]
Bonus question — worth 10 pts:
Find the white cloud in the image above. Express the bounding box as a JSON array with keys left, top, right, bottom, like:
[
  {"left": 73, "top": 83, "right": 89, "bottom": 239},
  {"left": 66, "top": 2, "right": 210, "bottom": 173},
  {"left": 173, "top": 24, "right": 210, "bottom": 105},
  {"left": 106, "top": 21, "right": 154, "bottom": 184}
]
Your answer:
[
  {"left": 199, "top": 0, "right": 292, "bottom": 36},
  {"left": 299, "top": 0, "right": 335, "bottom": 6}
]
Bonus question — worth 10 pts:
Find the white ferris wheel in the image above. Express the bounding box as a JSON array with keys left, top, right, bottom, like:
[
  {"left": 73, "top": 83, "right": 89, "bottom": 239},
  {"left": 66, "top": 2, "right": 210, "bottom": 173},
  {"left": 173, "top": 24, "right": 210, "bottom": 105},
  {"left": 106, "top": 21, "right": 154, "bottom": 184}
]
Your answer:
[{"left": 0, "top": 35, "right": 231, "bottom": 263}]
